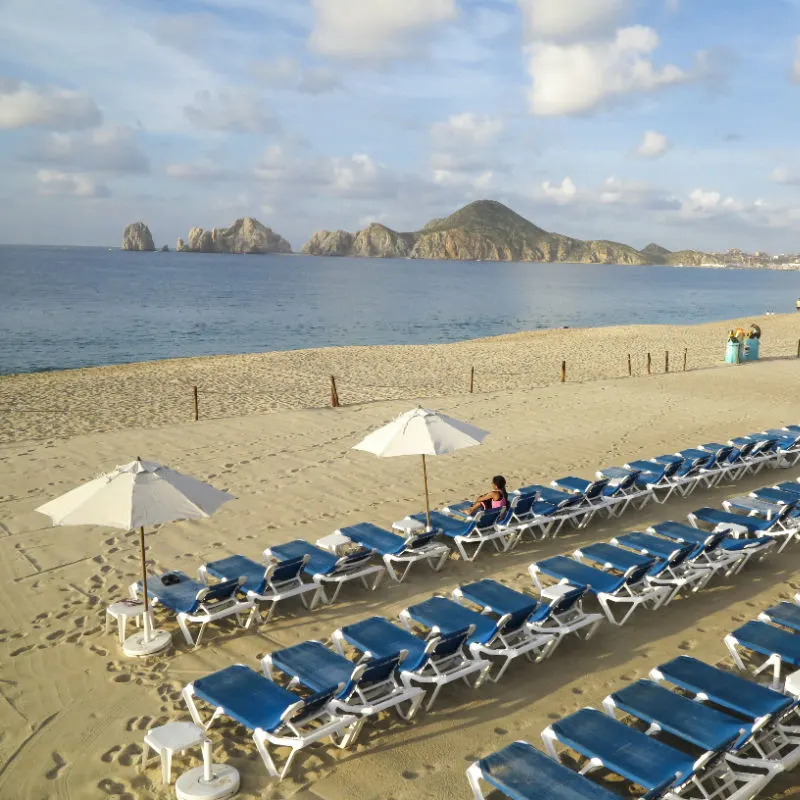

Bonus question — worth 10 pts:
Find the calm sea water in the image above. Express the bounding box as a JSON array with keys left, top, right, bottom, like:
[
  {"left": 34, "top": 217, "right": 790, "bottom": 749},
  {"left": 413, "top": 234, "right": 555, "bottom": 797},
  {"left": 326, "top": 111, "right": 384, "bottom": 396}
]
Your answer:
[{"left": 1, "top": 245, "right": 798, "bottom": 375}]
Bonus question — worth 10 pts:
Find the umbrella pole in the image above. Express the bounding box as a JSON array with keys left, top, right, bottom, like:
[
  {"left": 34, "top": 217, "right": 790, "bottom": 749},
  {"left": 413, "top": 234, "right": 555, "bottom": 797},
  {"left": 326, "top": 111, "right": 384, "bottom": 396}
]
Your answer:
[
  {"left": 421, "top": 454, "right": 431, "bottom": 530},
  {"left": 139, "top": 526, "right": 151, "bottom": 641}
]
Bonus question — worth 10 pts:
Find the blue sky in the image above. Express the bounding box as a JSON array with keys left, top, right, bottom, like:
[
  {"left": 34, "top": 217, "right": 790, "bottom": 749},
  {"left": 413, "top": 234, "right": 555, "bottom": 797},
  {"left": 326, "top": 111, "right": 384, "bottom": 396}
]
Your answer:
[{"left": 1, "top": 0, "right": 800, "bottom": 252}]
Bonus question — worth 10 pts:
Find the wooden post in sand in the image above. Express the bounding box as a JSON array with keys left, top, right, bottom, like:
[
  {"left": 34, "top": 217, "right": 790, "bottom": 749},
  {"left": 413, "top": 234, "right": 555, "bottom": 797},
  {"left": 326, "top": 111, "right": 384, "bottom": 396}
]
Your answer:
[
  {"left": 647, "top": 352, "right": 652, "bottom": 375},
  {"left": 665, "top": 351, "right": 670, "bottom": 373},
  {"left": 193, "top": 386, "right": 199, "bottom": 422},
  {"left": 330, "top": 376, "right": 340, "bottom": 408},
  {"left": 796, "top": 339, "right": 800, "bottom": 359},
  {"left": 683, "top": 348, "right": 688, "bottom": 372},
  {"left": 627, "top": 354, "right": 632, "bottom": 377},
  {"left": 469, "top": 366, "right": 474, "bottom": 394},
  {"left": 561, "top": 360, "right": 566, "bottom": 383}
]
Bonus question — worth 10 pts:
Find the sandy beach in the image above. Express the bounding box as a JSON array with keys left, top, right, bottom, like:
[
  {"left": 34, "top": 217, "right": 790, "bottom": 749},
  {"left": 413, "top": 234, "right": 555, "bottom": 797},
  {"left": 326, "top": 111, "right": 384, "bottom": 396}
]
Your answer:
[
  {"left": 2, "top": 320, "right": 800, "bottom": 799},
  {"left": 1, "top": 312, "right": 798, "bottom": 445}
]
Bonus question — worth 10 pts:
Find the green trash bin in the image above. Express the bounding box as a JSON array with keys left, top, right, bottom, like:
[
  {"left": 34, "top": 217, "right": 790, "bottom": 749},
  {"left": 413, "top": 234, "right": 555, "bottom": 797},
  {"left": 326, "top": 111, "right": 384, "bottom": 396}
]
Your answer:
[{"left": 725, "top": 340, "right": 741, "bottom": 364}]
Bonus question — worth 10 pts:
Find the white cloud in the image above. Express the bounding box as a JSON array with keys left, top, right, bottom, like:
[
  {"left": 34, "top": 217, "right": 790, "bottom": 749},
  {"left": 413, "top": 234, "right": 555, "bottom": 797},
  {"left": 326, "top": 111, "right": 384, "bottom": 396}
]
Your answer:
[
  {"left": 250, "top": 58, "right": 342, "bottom": 94},
  {"left": 597, "top": 176, "right": 680, "bottom": 210},
  {"left": 36, "top": 169, "right": 110, "bottom": 197},
  {"left": 0, "top": 78, "right": 101, "bottom": 130},
  {"left": 636, "top": 129, "right": 670, "bottom": 158},
  {"left": 184, "top": 90, "right": 281, "bottom": 134},
  {"left": 517, "top": 0, "right": 630, "bottom": 41},
  {"left": 309, "top": 0, "right": 457, "bottom": 59},
  {"left": 542, "top": 177, "right": 578, "bottom": 204},
  {"left": 526, "top": 26, "right": 690, "bottom": 116},
  {"left": 681, "top": 188, "right": 744, "bottom": 218},
  {"left": 28, "top": 125, "right": 149, "bottom": 173},
  {"left": 431, "top": 112, "right": 504, "bottom": 147},
  {"left": 793, "top": 37, "right": 800, "bottom": 83},
  {"left": 771, "top": 167, "right": 800, "bottom": 185}
]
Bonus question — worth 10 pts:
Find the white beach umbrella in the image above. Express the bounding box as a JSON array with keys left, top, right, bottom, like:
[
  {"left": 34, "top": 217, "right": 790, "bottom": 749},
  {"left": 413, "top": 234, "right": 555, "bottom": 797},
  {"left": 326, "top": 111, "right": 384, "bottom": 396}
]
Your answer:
[
  {"left": 36, "top": 458, "right": 234, "bottom": 656},
  {"left": 353, "top": 407, "right": 489, "bottom": 528}
]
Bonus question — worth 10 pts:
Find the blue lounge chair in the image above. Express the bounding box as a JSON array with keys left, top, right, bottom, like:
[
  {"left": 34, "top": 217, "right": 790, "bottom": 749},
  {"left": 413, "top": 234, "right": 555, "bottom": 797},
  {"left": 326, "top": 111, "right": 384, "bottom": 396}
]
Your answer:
[
  {"left": 556, "top": 474, "right": 640, "bottom": 519},
  {"left": 132, "top": 571, "right": 252, "bottom": 647},
  {"left": 549, "top": 477, "right": 611, "bottom": 527},
  {"left": 602, "top": 680, "right": 781, "bottom": 792},
  {"left": 751, "top": 486, "right": 800, "bottom": 506},
  {"left": 698, "top": 441, "right": 755, "bottom": 483},
  {"left": 332, "top": 615, "right": 490, "bottom": 710},
  {"left": 759, "top": 601, "right": 800, "bottom": 634},
  {"left": 262, "top": 640, "right": 424, "bottom": 742},
  {"left": 647, "top": 521, "right": 766, "bottom": 576},
  {"left": 508, "top": 491, "right": 585, "bottom": 541},
  {"left": 728, "top": 436, "right": 778, "bottom": 474},
  {"left": 679, "top": 445, "right": 735, "bottom": 488},
  {"left": 199, "top": 554, "right": 320, "bottom": 624},
  {"left": 575, "top": 540, "right": 709, "bottom": 605},
  {"left": 466, "top": 740, "right": 619, "bottom": 800},
  {"left": 650, "top": 655, "right": 800, "bottom": 770},
  {"left": 335, "top": 522, "right": 449, "bottom": 582},
  {"left": 542, "top": 707, "right": 696, "bottom": 798},
  {"left": 625, "top": 457, "right": 684, "bottom": 503},
  {"left": 725, "top": 620, "right": 800, "bottom": 689},
  {"left": 400, "top": 595, "right": 555, "bottom": 682},
  {"left": 530, "top": 555, "right": 669, "bottom": 626},
  {"left": 688, "top": 506, "right": 797, "bottom": 552},
  {"left": 654, "top": 452, "right": 714, "bottom": 497},
  {"left": 401, "top": 508, "right": 510, "bottom": 561},
  {"left": 453, "top": 578, "right": 603, "bottom": 643},
  {"left": 595, "top": 467, "right": 652, "bottom": 513},
  {"left": 265, "top": 539, "right": 385, "bottom": 606},
  {"left": 182, "top": 664, "right": 358, "bottom": 779},
  {"left": 723, "top": 494, "right": 796, "bottom": 521}
]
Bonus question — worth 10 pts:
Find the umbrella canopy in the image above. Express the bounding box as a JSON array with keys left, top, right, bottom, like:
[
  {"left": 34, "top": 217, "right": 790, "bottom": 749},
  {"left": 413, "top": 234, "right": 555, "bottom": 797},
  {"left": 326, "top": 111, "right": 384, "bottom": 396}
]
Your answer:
[
  {"left": 353, "top": 407, "right": 489, "bottom": 458},
  {"left": 37, "top": 459, "right": 233, "bottom": 530},
  {"left": 353, "top": 408, "right": 489, "bottom": 528},
  {"left": 36, "top": 458, "right": 234, "bottom": 656}
]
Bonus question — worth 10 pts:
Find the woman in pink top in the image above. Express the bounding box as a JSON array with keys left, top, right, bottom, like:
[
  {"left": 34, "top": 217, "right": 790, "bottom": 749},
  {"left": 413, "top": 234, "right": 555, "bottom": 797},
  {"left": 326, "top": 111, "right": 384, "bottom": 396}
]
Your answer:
[{"left": 464, "top": 475, "right": 508, "bottom": 517}]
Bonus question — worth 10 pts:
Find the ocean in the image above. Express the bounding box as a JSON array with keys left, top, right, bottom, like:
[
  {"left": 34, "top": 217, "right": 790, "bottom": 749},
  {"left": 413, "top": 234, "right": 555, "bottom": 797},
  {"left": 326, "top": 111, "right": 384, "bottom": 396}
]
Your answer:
[{"left": 1, "top": 245, "right": 797, "bottom": 375}]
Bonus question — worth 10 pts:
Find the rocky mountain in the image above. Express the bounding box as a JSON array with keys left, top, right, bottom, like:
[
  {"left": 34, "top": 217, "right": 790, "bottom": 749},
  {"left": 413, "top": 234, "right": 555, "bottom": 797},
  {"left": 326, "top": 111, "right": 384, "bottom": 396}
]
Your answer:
[
  {"left": 121, "top": 222, "right": 155, "bottom": 251},
  {"left": 302, "top": 200, "right": 647, "bottom": 264},
  {"left": 181, "top": 217, "right": 292, "bottom": 254},
  {"left": 641, "top": 242, "right": 713, "bottom": 266}
]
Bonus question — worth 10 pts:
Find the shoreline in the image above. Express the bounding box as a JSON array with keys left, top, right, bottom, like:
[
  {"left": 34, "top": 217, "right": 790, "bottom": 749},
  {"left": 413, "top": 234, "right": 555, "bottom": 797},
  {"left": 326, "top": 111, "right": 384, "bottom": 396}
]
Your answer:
[
  {"left": 0, "top": 311, "right": 790, "bottom": 380},
  {"left": 1, "top": 312, "right": 797, "bottom": 444}
]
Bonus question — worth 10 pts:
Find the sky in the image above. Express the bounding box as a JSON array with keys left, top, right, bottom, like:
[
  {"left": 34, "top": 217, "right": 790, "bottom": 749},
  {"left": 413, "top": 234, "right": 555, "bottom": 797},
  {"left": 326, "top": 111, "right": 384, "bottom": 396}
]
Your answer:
[{"left": 1, "top": 0, "right": 800, "bottom": 253}]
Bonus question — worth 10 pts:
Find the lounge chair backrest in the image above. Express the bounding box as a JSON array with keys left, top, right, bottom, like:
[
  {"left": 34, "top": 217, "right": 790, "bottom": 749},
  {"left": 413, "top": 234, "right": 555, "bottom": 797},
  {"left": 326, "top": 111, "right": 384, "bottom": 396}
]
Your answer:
[
  {"left": 432, "top": 625, "right": 473, "bottom": 657},
  {"left": 613, "top": 470, "right": 640, "bottom": 491},
  {"left": 623, "top": 561, "right": 654, "bottom": 585},
  {"left": 509, "top": 493, "right": 536, "bottom": 516},
  {"left": 196, "top": 575, "right": 246, "bottom": 605},
  {"left": 775, "top": 502, "right": 795, "bottom": 522},
  {"left": 269, "top": 555, "right": 309, "bottom": 584},
  {"left": 351, "top": 653, "right": 404, "bottom": 691},
  {"left": 547, "top": 585, "right": 587, "bottom": 615},
  {"left": 290, "top": 684, "right": 341, "bottom": 723},
  {"left": 583, "top": 478, "right": 610, "bottom": 500},
  {"left": 474, "top": 507, "right": 503, "bottom": 531},
  {"left": 333, "top": 548, "right": 374, "bottom": 573},
  {"left": 405, "top": 530, "right": 437, "bottom": 549},
  {"left": 555, "top": 493, "right": 583, "bottom": 512}
]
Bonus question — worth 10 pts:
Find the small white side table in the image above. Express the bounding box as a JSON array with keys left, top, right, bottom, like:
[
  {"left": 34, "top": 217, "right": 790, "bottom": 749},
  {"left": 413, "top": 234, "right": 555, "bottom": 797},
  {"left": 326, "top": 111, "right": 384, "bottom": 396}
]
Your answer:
[
  {"left": 785, "top": 669, "right": 800, "bottom": 699},
  {"left": 392, "top": 517, "right": 426, "bottom": 535},
  {"left": 541, "top": 584, "right": 577, "bottom": 603},
  {"left": 142, "top": 721, "right": 206, "bottom": 784},
  {"left": 316, "top": 532, "right": 352, "bottom": 555},
  {"left": 105, "top": 600, "right": 145, "bottom": 644}
]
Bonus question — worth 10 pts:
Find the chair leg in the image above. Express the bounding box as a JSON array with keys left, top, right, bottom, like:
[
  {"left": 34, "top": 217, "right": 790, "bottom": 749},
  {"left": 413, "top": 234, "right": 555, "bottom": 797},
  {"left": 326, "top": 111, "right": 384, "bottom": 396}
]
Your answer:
[
  {"left": 162, "top": 748, "right": 172, "bottom": 784},
  {"left": 177, "top": 614, "right": 197, "bottom": 647}
]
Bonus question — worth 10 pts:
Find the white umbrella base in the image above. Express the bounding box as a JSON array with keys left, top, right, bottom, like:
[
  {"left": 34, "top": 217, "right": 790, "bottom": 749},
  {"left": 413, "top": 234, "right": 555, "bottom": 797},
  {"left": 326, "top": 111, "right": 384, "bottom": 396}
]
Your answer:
[
  {"left": 122, "top": 628, "right": 172, "bottom": 657},
  {"left": 176, "top": 765, "right": 240, "bottom": 800}
]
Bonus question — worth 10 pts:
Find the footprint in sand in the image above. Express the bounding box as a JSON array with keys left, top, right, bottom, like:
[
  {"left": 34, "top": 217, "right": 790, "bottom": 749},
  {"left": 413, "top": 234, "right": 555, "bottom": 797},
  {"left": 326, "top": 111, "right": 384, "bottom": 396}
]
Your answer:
[
  {"left": 678, "top": 640, "right": 697, "bottom": 651},
  {"left": 100, "top": 745, "right": 121, "bottom": 764},
  {"left": 125, "top": 715, "right": 153, "bottom": 732},
  {"left": 89, "top": 644, "right": 108, "bottom": 657},
  {"left": 401, "top": 770, "right": 419, "bottom": 780},
  {"left": 46, "top": 630, "right": 65, "bottom": 642},
  {"left": 494, "top": 727, "right": 508, "bottom": 736},
  {"left": 44, "top": 751, "right": 67, "bottom": 780},
  {"left": 10, "top": 645, "right": 34, "bottom": 657}
]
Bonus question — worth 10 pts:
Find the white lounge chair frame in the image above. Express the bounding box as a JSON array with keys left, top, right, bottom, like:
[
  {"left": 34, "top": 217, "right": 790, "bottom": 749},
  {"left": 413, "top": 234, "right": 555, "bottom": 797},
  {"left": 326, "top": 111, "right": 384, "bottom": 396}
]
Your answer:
[{"left": 182, "top": 677, "right": 358, "bottom": 780}]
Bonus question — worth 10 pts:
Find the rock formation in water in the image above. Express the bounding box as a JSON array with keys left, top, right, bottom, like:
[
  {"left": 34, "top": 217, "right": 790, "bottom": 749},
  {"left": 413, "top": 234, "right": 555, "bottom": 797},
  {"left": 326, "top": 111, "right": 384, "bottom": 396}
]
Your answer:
[
  {"left": 181, "top": 217, "right": 292, "bottom": 254},
  {"left": 121, "top": 222, "right": 155, "bottom": 251},
  {"left": 176, "top": 238, "right": 187, "bottom": 252},
  {"left": 161, "top": 244, "right": 169, "bottom": 252},
  {"left": 301, "top": 200, "right": 647, "bottom": 264}
]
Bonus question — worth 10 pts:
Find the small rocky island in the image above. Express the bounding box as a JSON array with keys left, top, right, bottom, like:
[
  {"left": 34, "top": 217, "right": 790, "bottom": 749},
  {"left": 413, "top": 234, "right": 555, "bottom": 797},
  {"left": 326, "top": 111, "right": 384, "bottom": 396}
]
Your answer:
[
  {"left": 301, "top": 200, "right": 715, "bottom": 265},
  {"left": 121, "top": 222, "right": 155, "bottom": 251},
  {"left": 178, "top": 217, "right": 292, "bottom": 254}
]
